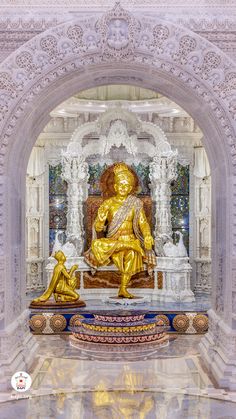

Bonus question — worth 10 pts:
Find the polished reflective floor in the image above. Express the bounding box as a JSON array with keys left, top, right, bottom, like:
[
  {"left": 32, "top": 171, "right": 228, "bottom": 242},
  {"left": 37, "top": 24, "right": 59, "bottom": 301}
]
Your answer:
[
  {"left": 26, "top": 294, "right": 211, "bottom": 312},
  {"left": 1, "top": 335, "right": 236, "bottom": 419}
]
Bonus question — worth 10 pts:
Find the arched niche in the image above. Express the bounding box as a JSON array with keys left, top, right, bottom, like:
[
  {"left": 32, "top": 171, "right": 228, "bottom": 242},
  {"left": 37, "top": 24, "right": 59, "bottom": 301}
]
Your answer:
[{"left": 0, "top": 4, "right": 236, "bottom": 389}]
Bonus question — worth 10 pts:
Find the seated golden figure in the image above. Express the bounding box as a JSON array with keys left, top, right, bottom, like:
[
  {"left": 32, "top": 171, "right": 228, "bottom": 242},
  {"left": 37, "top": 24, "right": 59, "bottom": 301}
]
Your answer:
[
  {"left": 32, "top": 251, "right": 80, "bottom": 304},
  {"left": 84, "top": 163, "right": 156, "bottom": 298}
]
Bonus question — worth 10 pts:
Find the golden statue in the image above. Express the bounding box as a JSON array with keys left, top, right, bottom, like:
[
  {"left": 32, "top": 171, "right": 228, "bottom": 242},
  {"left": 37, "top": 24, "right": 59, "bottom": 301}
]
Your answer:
[
  {"left": 84, "top": 163, "right": 156, "bottom": 298},
  {"left": 31, "top": 250, "right": 81, "bottom": 304}
]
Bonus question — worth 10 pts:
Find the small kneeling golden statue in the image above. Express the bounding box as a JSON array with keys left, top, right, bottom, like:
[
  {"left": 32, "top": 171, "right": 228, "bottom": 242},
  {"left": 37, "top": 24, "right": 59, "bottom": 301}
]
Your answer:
[{"left": 31, "top": 251, "right": 85, "bottom": 307}]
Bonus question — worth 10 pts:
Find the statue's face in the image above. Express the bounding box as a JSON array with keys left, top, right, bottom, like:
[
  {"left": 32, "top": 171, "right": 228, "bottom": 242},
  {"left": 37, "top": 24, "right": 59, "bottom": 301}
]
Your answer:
[
  {"left": 55, "top": 250, "right": 66, "bottom": 263},
  {"left": 114, "top": 179, "right": 132, "bottom": 197}
]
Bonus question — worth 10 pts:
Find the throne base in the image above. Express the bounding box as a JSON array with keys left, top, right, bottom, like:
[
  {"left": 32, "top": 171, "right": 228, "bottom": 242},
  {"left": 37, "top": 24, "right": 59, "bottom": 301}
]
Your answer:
[
  {"left": 103, "top": 295, "right": 151, "bottom": 305},
  {"left": 29, "top": 296, "right": 209, "bottom": 335}
]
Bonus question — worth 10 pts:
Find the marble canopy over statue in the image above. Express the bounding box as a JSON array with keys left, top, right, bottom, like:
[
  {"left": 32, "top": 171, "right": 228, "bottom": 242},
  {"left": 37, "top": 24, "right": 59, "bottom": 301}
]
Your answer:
[
  {"left": 60, "top": 107, "right": 176, "bottom": 256},
  {"left": 46, "top": 107, "right": 195, "bottom": 303}
]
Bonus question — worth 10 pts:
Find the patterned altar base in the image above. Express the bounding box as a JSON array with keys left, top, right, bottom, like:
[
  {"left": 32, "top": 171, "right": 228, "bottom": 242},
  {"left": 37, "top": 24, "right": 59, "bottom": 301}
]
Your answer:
[
  {"left": 69, "top": 311, "right": 169, "bottom": 345},
  {"left": 29, "top": 297, "right": 209, "bottom": 335}
]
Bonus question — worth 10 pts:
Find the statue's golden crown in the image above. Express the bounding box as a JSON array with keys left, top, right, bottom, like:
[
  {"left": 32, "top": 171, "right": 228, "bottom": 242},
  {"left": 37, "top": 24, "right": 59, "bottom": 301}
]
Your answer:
[{"left": 113, "top": 163, "right": 130, "bottom": 175}]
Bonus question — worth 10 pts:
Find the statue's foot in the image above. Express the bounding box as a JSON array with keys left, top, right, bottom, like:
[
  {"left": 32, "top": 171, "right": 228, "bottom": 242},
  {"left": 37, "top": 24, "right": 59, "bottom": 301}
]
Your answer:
[
  {"left": 54, "top": 292, "right": 80, "bottom": 303},
  {"left": 32, "top": 295, "right": 49, "bottom": 303},
  {"left": 118, "top": 289, "right": 134, "bottom": 299},
  {"left": 58, "top": 296, "right": 79, "bottom": 303}
]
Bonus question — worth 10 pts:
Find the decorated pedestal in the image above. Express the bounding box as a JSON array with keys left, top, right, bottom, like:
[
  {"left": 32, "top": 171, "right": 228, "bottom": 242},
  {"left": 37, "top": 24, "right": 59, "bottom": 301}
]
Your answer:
[
  {"left": 70, "top": 311, "right": 169, "bottom": 346},
  {"left": 154, "top": 257, "right": 194, "bottom": 303}
]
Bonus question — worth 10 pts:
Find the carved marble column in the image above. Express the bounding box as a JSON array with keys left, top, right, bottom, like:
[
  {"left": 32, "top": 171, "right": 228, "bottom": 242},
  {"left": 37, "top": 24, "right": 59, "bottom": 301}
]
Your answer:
[
  {"left": 26, "top": 162, "right": 45, "bottom": 292},
  {"left": 193, "top": 147, "right": 211, "bottom": 294},
  {"left": 61, "top": 148, "right": 89, "bottom": 255},
  {"left": 149, "top": 152, "right": 178, "bottom": 254}
]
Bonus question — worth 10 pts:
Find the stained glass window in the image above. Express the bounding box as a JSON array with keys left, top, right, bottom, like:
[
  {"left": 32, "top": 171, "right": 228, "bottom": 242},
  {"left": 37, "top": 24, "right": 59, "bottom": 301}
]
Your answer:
[
  {"left": 170, "top": 163, "right": 189, "bottom": 253},
  {"left": 49, "top": 164, "right": 67, "bottom": 254}
]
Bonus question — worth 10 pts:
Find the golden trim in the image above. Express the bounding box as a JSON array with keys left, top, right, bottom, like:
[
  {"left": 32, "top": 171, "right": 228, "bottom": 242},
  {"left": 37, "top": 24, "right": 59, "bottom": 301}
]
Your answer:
[{"left": 82, "top": 322, "right": 156, "bottom": 333}]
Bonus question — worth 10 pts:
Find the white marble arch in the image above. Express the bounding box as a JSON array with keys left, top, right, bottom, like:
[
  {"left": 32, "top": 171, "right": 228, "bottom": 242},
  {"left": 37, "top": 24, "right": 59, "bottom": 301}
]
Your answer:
[
  {"left": 70, "top": 107, "right": 172, "bottom": 157},
  {"left": 0, "top": 4, "right": 236, "bottom": 389}
]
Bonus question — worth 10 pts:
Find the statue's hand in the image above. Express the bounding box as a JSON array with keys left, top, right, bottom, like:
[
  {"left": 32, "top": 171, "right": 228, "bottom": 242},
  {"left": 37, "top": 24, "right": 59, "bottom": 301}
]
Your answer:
[
  {"left": 68, "top": 264, "right": 78, "bottom": 277},
  {"left": 144, "top": 235, "right": 154, "bottom": 250}
]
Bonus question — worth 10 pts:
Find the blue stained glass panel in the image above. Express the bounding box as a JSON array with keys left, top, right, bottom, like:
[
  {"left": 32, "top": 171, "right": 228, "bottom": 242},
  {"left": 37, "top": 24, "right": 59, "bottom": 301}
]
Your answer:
[
  {"left": 131, "top": 163, "right": 150, "bottom": 195},
  {"left": 88, "top": 163, "right": 107, "bottom": 195},
  {"left": 171, "top": 163, "right": 190, "bottom": 253},
  {"left": 49, "top": 164, "right": 68, "bottom": 254},
  {"left": 49, "top": 164, "right": 67, "bottom": 194}
]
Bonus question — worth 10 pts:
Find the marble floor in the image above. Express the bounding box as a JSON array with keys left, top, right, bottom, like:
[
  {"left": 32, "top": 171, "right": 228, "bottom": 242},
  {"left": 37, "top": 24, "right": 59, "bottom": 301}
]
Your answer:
[
  {"left": 27, "top": 293, "right": 211, "bottom": 312},
  {"left": 1, "top": 335, "right": 236, "bottom": 418}
]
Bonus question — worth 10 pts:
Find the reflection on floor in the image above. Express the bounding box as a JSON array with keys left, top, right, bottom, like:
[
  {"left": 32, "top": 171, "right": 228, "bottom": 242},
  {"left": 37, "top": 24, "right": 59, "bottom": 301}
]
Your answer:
[{"left": 1, "top": 335, "right": 236, "bottom": 418}]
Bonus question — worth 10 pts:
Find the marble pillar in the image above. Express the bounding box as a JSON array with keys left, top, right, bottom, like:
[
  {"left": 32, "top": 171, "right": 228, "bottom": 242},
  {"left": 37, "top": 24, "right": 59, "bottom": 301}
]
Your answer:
[{"left": 61, "top": 149, "right": 89, "bottom": 255}]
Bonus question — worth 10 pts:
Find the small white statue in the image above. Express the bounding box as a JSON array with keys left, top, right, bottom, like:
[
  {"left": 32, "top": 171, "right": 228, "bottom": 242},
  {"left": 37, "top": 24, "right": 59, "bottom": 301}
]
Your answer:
[
  {"left": 62, "top": 240, "right": 77, "bottom": 258},
  {"left": 163, "top": 239, "right": 179, "bottom": 258},
  {"left": 175, "top": 231, "right": 188, "bottom": 257},
  {"left": 51, "top": 231, "right": 64, "bottom": 255},
  {"left": 51, "top": 231, "right": 77, "bottom": 258},
  {"left": 162, "top": 231, "right": 187, "bottom": 258}
]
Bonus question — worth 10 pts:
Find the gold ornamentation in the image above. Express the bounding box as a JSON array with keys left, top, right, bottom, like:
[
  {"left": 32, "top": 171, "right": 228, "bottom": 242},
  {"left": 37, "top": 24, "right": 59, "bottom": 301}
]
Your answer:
[
  {"left": 192, "top": 314, "right": 208, "bottom": 333},
  {"left": 31, "top": 251, "right": 80, "bottom": 304},
  {"left": 29, "top": 314, "right": 46, "bottom": 332},
  {"left": 82, "top": 322, "right": 156, "bottom": 333},
  {"left": 69, "top": 314, "right": 85, "bottom": 327},
  {"left": 172, "top": 314, "right": 190, "bottom": 332},
  {"left": 113, "top": 163, "right": 135, "bottom": 185},
  {"left": 84, "top": 162, "right": 155, "bottom": 299},
  {"left": 50, "top": 314, "right": 67, "bottom": 332},
  {"left": 155, "top": 314, "right": 170, "bottom": 326}
]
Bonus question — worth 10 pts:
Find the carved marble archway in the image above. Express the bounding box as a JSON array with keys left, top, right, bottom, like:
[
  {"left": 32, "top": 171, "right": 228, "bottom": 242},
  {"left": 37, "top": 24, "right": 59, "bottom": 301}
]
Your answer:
[
  {"left": 69, "top": 106, "right": 171, "bottom": 157},
  {"left": 0, "top": 4, "right": 236, "bottom": 388}
]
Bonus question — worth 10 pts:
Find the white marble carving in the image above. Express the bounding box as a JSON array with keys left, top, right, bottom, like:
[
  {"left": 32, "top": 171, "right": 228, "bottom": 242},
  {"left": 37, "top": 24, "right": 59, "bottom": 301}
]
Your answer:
[
  {"left": 194, "top": 259, "right": 211, "bottom": 294},
  {"left": 61, "top": 149, "right": 89, "bottom": 255},
  {"left": 69, "top": 107, "right": 171, "bottom": 159},
  {"left": 149, "top": 152, "right": 178, "bottom": 251},
  {"left": 154, "top": 257, "right": 194, "bottom": 303},
  {"left": 163, "top": 232, "right": 188, "bottom": 258},
  {"left": 107, "top": 19, "right": 129, "bottom": 50},
  {"left": 51, "top": 230, "right": 77, "bottom": 258},
  {"left": 193, "top": 150, "right": 211, "bottom": 294},
  {"left": 26, "top": 173, "right": 45, "bottom": 292},
  {"left": 100, "top": 119, "right": 137, "bottom": 155}
]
